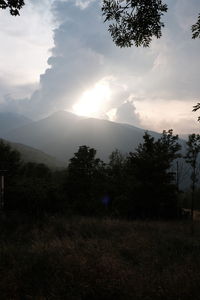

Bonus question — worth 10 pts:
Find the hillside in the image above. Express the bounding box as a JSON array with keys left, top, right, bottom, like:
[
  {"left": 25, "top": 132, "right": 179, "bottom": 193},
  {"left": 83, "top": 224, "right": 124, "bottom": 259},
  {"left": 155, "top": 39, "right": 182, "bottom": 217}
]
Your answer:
[{"left": 2, "top": 139, "right": 64, "bottom": 168}]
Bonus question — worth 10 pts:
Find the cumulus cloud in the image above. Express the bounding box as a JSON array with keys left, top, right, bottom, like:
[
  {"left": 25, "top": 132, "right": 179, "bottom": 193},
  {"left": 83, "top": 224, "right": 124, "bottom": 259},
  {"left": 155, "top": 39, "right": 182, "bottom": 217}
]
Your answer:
[{"left": 114, "top": 101, "right": 141, "bottom": 127}]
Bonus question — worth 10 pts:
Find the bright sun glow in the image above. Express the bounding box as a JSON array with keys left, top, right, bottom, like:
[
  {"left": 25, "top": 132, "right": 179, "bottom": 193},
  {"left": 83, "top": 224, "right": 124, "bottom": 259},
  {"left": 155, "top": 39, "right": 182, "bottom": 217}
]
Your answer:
[{"left": 72, "top": 81, "right": 111, "bottom": 117}]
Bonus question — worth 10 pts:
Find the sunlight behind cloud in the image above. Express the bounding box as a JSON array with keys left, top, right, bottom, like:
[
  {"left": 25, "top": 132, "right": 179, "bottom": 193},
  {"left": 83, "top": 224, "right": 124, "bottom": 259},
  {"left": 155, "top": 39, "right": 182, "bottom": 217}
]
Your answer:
[{"left": 72, "top": 80, "right": 111, "bottom": 117}]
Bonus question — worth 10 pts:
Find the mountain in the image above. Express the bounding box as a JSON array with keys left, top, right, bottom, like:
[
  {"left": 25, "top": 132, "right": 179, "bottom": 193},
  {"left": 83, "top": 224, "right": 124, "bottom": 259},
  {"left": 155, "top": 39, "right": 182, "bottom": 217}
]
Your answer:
[
  {"left": 3, "top": 110, "right": 162, "bottom": 163},
  {"left": 0, "top": 112, "right": 32, "bottom": 136}
]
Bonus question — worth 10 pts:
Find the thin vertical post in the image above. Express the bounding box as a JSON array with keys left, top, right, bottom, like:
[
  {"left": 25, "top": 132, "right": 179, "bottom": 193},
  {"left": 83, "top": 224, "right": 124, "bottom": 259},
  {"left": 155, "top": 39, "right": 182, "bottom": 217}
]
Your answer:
[
  {"left": 176, "top": 161, "right": 179, "bottom": 191},
  {"left": 0, "top": 170, "right": 7, "bottom": 210},
  {"left": 0, "top": 175, "right": 4, "bottom": 209}
]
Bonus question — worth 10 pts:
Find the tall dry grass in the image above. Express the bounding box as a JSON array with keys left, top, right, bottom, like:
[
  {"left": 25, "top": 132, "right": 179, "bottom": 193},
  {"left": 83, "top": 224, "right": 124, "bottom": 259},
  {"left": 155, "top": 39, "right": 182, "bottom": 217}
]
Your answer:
[{"left": 0, "top": 214, "right": 200, "bottom": 299}]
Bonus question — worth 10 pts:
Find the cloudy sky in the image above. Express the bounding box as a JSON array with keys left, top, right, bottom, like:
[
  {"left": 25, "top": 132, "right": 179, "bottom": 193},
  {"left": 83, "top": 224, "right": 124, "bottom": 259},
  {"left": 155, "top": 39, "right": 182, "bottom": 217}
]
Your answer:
[{"left": 0, "top": 0, "right": 200, "bottom": 134}]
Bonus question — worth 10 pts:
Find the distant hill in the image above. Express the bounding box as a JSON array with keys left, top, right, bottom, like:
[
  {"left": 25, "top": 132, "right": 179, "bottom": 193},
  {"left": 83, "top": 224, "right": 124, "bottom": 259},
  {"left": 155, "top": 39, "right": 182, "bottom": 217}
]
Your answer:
[
  {"left": 3, "top": 111, "right": 161, "bottom": 162},
  {"left": 2, "top": 139, "right": 64, "bottom": 169},
  {"left": 179, "top": 134, "right": 189, "bottom": 141},
  {"left": 0, "top": 112, "right": 32, "bottom": 135}
]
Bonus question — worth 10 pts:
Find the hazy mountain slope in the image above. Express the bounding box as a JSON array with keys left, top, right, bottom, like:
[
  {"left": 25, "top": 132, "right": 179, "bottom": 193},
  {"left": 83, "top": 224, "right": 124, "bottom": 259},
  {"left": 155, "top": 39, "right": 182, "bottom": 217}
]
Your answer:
[
  {"left": 2, "top": 139, "right": 64, "bottom": 168},
  {"left": 54, "top": 117, "right": 161, "bottom": 162},
  {"left": 0, "top": 112, "right": 32, "bottom": 136},
  {"left": 4, "top": 111, "right": 82, "bottom": 150},
  {"left": 3, "top": 111, "right": 166, "bottom": 162}
]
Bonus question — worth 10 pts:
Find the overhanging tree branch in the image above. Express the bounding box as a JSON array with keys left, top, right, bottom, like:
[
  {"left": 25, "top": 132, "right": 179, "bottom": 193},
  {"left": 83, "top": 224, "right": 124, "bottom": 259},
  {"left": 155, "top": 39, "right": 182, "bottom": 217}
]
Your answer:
[
  {"left": 0, "top": 0, "right": 25, "bottom": 16},
  {"left": 192, "top": 13, "right": 200, "bottom": 39},
  {"left": 102, "top": 0, "right": 168, "bottom": 47}
]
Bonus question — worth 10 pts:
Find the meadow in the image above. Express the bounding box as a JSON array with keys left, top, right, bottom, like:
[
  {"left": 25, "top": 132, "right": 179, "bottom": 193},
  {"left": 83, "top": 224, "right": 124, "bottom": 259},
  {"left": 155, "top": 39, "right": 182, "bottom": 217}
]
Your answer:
[{"left": 0, "top": 215, "right": 200, "bottom": 299}]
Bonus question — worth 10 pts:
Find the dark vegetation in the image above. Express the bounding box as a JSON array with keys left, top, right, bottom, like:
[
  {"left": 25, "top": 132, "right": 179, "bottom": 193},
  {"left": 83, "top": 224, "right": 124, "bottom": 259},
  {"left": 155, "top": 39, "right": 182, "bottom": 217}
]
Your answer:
[
  {"left": 102, "top": 0, "right": 200, "bottom": 47},
  {"left": 1, "top": 129, "right": 200, "bottom": 219},
  {"left": 0, "top": 0, "right": 24, "bottom": 16},
  {"left": 1, "top": 216, "right": 200, "bottom": 299}
]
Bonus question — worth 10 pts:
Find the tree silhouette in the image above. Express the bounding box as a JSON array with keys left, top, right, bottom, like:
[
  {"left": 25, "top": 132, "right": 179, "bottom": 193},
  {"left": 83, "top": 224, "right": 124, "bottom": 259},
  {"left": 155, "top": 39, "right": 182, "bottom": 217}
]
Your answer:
[
  {"left": 102, "top": 0, "right": 168, "bottom": 47},
  {"left": 127, "top": 130, "right": 181, "bottom": 218},
  {"left": 66, "top": 146, "right": 106, "bottom": 215},
  {"left": 0, "top": 139, "right": 21, "bottom": 210},
  {"left": 107, "top": 149, "right": 128, "bottom": 215},
  {"left": 193, "top": 103, "right": 200, "bottom": 122},
  {"left": 103, "top": 0, "right": 200, "bottom": 47},
  {"left": 0, "top": 0, "right": 24, "bottom": 15},
  {"left": 0, "top": 139, "right": 21, "bottom": 176},
  {"left": 192, "top": 13, "right": 200, "bottom": 39},
  {"left": 185, "top": 134, "right": 200, "bottom": 222}
]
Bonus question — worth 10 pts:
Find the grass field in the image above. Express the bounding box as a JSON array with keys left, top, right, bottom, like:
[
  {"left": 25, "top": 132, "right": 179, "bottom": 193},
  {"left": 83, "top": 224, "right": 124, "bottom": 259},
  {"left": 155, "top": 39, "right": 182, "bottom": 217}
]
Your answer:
[{"left": 0, "top": 214, "right": 200, "bottom": 299}]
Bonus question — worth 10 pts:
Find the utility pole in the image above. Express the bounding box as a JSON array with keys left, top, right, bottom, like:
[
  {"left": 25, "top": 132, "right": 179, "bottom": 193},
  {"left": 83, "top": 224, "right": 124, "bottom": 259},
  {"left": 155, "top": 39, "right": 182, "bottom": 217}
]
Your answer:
[{"left": 176, "top": 161, "right": 179, "bottom": 191}]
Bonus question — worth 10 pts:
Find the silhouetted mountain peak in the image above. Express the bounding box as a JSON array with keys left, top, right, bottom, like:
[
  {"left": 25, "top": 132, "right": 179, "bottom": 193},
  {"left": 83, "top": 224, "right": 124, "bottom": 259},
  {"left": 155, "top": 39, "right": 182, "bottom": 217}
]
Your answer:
[{"left": 44, "top": 110, "right": 82, "bottom": 121}]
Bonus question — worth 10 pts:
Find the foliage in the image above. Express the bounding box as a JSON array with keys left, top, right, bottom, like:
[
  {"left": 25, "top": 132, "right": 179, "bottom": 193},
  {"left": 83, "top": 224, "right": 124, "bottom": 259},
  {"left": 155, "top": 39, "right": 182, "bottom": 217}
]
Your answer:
[
  {"left": 193, "top": 102, "right": 200, "bottom": 122},
  {"left": 66, "top": 145, "right": 106, "bottom": 215},
  {"left": 185, "top": 134, "right": 200, "bottom": 219},
  {"left": 0, "top": 136, "right": 187, "bottom": 219},
  {"left": 107, "top": 149, "right": 126, "bottom": 198},
  {"left": 107, "top": 149, "right": 128, "bottom": 215},
  {"left": 0, "top": 0, "right": 24, "bottom": 15},
  {"left": 126, "top": 130, "right": 181, "bottom": 217},
  {"left": 102, "top": 0, "right": 200, "bottom": 47},
  {"left": 192, "top": 13, "right": 200, "bottom": 39},
  {"left": 20, "top": 162, "right": 51, "bottom": 179},
  {"left": 102, "top": 0, "right": 168, "bottom": 47},
  {"left": 185, "top": 134, "right": 200, "bottom": 171},
  {"left": 0, "top": 139, "right": 21, "bottom": 177}
]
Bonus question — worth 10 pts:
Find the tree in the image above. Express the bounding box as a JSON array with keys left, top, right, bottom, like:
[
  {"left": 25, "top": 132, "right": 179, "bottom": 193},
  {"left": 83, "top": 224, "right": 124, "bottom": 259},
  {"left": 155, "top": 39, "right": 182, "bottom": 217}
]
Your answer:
[
  {"left": 185, "top": 134, "right": 200, "bottom": 221},
  {"left": 107, "top": 149, "right": 128, "bottom": 215},
  {"left": 102, "top": 0, "right": 168, "bottom": 47},
  {"left": 66, "top": 145, "right": 106, "bottom": 215},
  {"left": 102, "top": 0, "right": 200, "bottom": 47},
  {"left": 126, "top": 130, "right": 181, "bottom": 218},
  {"left": 0, "top": 139, "right": 22, "bottom": 209},
  {"left": 0, "top": 139, "right": 21, "bottom": 176},
  {"left": 192, "top": 13, "right": 200, "bottom": 39},
  {"left": 193, "top": 103, "right": 200, "bottom": 122},
  {"left": 0, "top": 0, "right": 24, "bottom": 15}
]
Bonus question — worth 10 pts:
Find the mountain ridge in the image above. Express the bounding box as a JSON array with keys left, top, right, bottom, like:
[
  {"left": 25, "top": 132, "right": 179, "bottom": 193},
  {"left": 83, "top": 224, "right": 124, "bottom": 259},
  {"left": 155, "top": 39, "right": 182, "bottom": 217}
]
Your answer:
[{"left": 1, "top": 110, "right": 180, "bottom": 163}]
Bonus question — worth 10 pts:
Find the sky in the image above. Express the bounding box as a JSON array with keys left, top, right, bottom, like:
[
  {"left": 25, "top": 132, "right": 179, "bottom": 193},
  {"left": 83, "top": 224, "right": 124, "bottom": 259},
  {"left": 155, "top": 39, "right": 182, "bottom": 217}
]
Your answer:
[{"left": 0, "top": 0, "right": 200, "bottom": 134}]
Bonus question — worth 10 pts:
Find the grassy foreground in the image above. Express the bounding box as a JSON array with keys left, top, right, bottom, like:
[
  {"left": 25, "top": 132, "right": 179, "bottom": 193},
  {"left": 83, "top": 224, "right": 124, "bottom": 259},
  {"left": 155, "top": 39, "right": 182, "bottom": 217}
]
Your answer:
[{"left": 0, "top": 215, "right": 200, "bottom": 299}]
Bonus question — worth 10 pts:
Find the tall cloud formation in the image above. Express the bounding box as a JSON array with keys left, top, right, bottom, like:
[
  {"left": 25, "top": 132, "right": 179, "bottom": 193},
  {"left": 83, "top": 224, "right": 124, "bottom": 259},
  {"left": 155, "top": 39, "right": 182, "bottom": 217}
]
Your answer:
[
  {"left": 1, "top": 0, "right": 200, "bottom": 132},
  {"left": 25, "top": 0, "right": 156, "bottom": 119}
]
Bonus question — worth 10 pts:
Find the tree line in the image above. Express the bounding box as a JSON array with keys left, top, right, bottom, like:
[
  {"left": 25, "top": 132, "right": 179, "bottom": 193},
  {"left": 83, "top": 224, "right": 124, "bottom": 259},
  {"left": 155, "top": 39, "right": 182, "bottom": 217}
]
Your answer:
[{"left": 0, "top": 130, "right": 200, "bottom": 219}]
